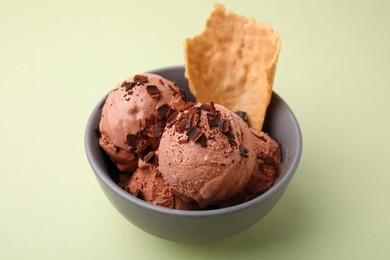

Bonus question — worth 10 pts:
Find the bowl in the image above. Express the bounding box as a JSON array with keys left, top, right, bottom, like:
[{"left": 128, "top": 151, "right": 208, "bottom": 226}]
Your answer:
[{"left": 84, "top": 65, "right": 302, "bottom": 243}]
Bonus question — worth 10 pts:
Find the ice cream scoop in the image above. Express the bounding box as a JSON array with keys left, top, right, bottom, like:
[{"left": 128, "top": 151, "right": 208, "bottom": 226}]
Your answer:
[
  {"left": 158, "top": 102, "right": 256, "bottom": 206},
  {"left": 126, "top": 159, "right": 200, "bottom": 210},
  {"left": 98, "top": 73, "right": 187, "bottom": 172},
  {"left": 218, "top": 130, "right": 281, "bottom": 207}
]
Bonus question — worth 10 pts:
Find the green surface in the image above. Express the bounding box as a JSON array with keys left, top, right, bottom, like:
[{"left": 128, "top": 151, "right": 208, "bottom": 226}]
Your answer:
[{"left": 1, "top": 0, "right": 389, "bottom": 259}]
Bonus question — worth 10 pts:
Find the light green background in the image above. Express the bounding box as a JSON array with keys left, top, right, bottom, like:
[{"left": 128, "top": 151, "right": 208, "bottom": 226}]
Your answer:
[{"left": 1, "top": 0, "right": 389, "bottom": 259}]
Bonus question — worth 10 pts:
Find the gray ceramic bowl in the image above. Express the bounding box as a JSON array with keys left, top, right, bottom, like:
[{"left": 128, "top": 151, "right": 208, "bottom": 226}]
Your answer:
[{"left": 85, "top": 65, "right": 302, "bottom": 243}]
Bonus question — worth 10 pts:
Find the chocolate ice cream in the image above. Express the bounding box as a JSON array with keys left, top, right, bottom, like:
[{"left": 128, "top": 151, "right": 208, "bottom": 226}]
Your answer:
[
  {"left": 98, "top": 73, "right": 187, "bottom": 172},
  {"left": 158, "top": 102, "right": 256, "bottom": 207},
  {"left": 97, "top": 74, "right": 281, "bottom": 210},
  {"left": 126, "top": 159, "right": 200, "bottom": 210},
  {"left": 218, "top": 130, "right": 281, "bottom": 207}
]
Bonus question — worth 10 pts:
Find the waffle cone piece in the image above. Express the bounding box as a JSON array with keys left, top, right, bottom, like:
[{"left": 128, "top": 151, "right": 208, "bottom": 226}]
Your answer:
[{"left": 185, "top": 4, "right": 281, "bottom": 130}]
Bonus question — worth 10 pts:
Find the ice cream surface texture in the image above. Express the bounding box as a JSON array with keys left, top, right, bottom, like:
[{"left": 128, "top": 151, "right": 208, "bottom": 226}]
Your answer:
[
  {"left": 218, "top": 130, "right": 281, "bottom": 207},
  {"left": 99, "top": 74, "right": 187, "bottom": 172},
  {"left": 158, "top": 102, "right": 257, "bottom": 206},
  {"left": 125, "top": 159, "right": 201, "bottom": 210}
]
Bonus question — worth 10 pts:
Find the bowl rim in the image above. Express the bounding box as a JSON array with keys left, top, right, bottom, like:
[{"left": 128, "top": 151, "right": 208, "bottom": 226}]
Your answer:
[{"left": 84, "top": 65, "right": 302, "bottom": 218}]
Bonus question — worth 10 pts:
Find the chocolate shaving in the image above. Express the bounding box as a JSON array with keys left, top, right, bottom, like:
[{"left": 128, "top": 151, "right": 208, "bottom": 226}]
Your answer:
[
  {"left": 146, "top": 85, "right": 161, "bottom": 98},
  {"left": 176, "top": 114, "right": 187, "bottom": 133},
  {"left": 154, "top": 126, "right": 163, "bottom": 138},
  {"left": 197, "top": 134, "right": 207, "bottom": 147},
  {"left": 179, "top": 88, "right": 187, "bottom": 101},
  {"left": 166, "top": 111, "right": 179, "bottom": 127},
  {"left": 207, "top": 112, "right": 220, "bottom": 127},
  {"left": 156, "top": 103, "right": 169, "bottom": 119},
  {"left": 239, "top": 145, "right": 249, "bottom": 158},
  {"left": 186, "top": 127, "right": 202, "bottom": 142},
  {"left": 149, "top": 114, "right": 156, "bottom": 125},
  {"left": 235, "top": 111, "right": 249, "bottom": 124},
  {"left": 228, "top": 136, "right": 237, "bottom": 147},
  {"left": 144, "top": 118, "right": 151, "bottom": 128},
  {"left": 192, "top": 112, "right": 200, "bottom": 127},
  {"left": 179, "top": 102, "right": 195, "bottom": 112},
  {"left": 139, "top": 145, "right": 152, "bottom": 158},
  {"left": 114, "top": 146, "right": 121, "bottom": 153},
  {"left": 143, "top": 151, "right": 157, "bottom": 164},
  {"left": 141, "top": 128, "right": 148, "bottom": 137},
  {"left": 126, "top": 134, "right": 137, "bottom": 149},
  {"left": 185, "top": 114, "right": 194, "bottom": 130},
  {"left": 133, "top": 75, "right": 148, "bottom": 84},
  {"left": 158, "top": 79, "right": 165, "bottom": 85},
  {"left": 199, "top": 103, "right": 211, "bottom": 112},
  {"left": 219, "top": 119, "right": 230, "bottom": 133},
  {"left": 210, "top": 101, "right": 216, "bottom": 115},
  {"left": 167, "top": 84, "right": 177, "bottom": 94},
  {"left": 166, "top": 107, "right": 177, "bottom": 120},
  {"left": 135, "top": 192, "right": 144, "bottom": 200},
  {"left": 123, "top": 81, "right": 137, "bottom": 91}
]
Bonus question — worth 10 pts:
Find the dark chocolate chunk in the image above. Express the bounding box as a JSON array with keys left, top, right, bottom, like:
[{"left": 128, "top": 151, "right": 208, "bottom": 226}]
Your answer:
[
  {"left": 139, "top": 145, "right": 152, "bottom": 157},
  {"left": 158, "top": 79, "right": 165, "bottom": 85},
  {"left": 197, "top": 134, "right": 207, "bottom": 147},
  {"left": 126, "top": 134, "right": 137, "bottom": 149},
  {"left": 235, "top": 111, "right": 249, "bottom": 124},
  {"left": 166, "top": 111, "right": 179, "bottom": 127},
  {"left": 219, "top": 119, "right": 230, "bottom": 133},
  {"left": 179, "top": 102, "right": 195, "bottom": 111},
  {"left": 149, "top": 114, "right": 156, "bottom": 125},
  {"left": 210, "top": 101, "right": 216, "bottom": 115},
  {"left": 123, "top": 81, "right": 137, "bottom": 91},
  {"left": 133, "top": 74, "right": 149, "bottom": 84},
  {"left": 144, "top": 118, "right": 151, "bottom": 128},
  {"left": 141, "top": 128, "right": 148, "bottom": 137},
  {"left": 176, "top": 114, "right": 187, "bottom": 133},
  {"left": 136, "top": 192, "right": 144, "bottom": 200},
  {"left": 146, "top": 85, "right": 161, "bottom": 98},
  {"left": 143, "top": 151, "right": 156, "bottom": 164},
  {"left": 179, "top": 88, "right": 187, "bottom": 101},
  {"left": 239, "top": 145, "right": 249, "bottom": 158},
  {"left": 228, "top": 136, "right": 237, "bottom": 147},
  {"left": 199, "top": 103, "right": 211, "bottom": 112},
  {"left": 187, "top": 127, "right": 202, "bottom": 142},
  {"left": 114, "top": 146, "right": 121, "bottom": 153},
  {"left": 166, "top": 107, "right": 177, "bottom": 120},
  {"left": 192, "top": 112, "right": 200, "bottom": 127},
  {"left": 156, "top": 103, "right": 169, "bottom": 119},
  {"left": 154, "top": 126, "right": 163, "bottom": 138},
  {"left": 185, "top": 114, "right": 194, "bottom": 130},
  {"left": 207, "top": 112, "right": 220, "bottom": 127},
  {"left": 167, "top": 84, "right": 177, "bottom": 93}
]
